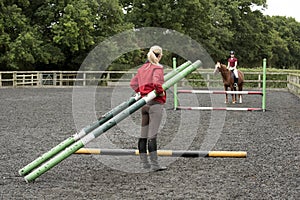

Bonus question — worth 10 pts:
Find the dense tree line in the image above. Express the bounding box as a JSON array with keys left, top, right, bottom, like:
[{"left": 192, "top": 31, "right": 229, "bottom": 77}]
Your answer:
[{"left": 1, "top": 0, "right": 299, "bottom": 70}]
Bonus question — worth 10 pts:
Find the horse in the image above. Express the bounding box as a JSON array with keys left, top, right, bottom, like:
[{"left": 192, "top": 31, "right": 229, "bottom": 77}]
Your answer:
[{"left": 214, "top": 62, "right": 244, "bottom": 104}]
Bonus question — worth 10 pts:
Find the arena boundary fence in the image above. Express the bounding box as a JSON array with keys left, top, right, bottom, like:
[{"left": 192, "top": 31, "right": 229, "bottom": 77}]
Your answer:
[
  {"left": 0, "top": 70, "right": 291, "bottom": 89},
  {"left": 173, "top": 59, "right": 267, "bottom": 112}
]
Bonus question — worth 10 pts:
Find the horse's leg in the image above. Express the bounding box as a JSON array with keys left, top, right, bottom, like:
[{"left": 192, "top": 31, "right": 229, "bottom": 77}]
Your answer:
[
  {"left": 238, "top": 71, "right": 243, "bottom": 103},
  {"left": 231, "top": 86, "right": 236, "bottom": 104},
  {"left": 224, "top": 86, "right": 228, "bottom": 103}
]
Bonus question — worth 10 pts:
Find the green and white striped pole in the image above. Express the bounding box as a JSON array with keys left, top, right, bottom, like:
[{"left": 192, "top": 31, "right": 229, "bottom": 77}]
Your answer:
[
  {"left": 18, "top": 60, "right": 192, "bottom": 177},
  {"left": 262, "top": 58, "right": 267, "bottom": 112},
  {"left": 18, "top": 94, "right": 141, "bottom": 177},
  {"left": 173, "top": 58, "right": 178, "bottom": 110},
  {"left": 23, "top": 60, "right": 202, "bottom": 182}
]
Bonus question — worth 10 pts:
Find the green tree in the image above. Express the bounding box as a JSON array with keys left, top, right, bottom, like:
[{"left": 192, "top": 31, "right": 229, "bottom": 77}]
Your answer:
[
  {"left": 36, "top": 0, "right": 133, "bottom": 70},
  {"left": 0, "top": 1, "right": 64, "bottom": 70},
  {"left": 120, "top": 0, "right": 269, "bottom": 67},
  {"left": 209, "top": 0, "right": 269, "bottom": 67},
  {"left": 0, "top": 0, "right": 133, "bottom": 70},
  {"left": 267, "top": 16, "right": 300, "bottom": 69},
  {"left": 1, "top": 0, "right": 299, "bottom": 70}
]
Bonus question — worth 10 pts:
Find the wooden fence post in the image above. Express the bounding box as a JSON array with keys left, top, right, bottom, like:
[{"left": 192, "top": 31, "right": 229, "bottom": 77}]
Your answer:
[
  {"left": 207, "top": 74, "right": 210, "bottom": 87},
  {"left": 13, "top": 72, "right": 17, "bottom": 87},
  {"left": 53, "top": 73, "right": 57, "bottom": 86},
  {"left": 83, "top": 72, "right": 86, "bottom": 86},
  {"left": 59, "top": 72, "right": 63, "bottom": 86}
]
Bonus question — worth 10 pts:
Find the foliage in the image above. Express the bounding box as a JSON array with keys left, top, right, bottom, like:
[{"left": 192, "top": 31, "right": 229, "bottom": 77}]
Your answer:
[
  {"left": 0, "top": 0, "right": 133, "bottom": 70},
  {"left": 0, "top": 0, "right": 299, "bottom": 70}
]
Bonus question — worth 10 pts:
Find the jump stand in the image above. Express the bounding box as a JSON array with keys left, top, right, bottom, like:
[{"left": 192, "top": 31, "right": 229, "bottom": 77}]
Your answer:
[{"left": 173, "top": 58, "right": 267, "bottom": 112}]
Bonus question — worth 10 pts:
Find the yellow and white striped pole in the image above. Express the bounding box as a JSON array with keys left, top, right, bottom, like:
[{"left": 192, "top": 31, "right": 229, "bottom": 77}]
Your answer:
[{"left": 75, "top": 148, "right": 247, "bottom": 158}]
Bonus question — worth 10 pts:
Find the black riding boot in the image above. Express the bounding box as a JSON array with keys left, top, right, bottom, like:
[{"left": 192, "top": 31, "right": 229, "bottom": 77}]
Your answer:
[
  {"left": 234, "top": 77, "right": 238, "bottom": 87},
  {"left": 148, "top": 138, "right": 167, "bottom": 171},
  {"left": 138, "top": 138, "right": 150, "bottom": 169}
]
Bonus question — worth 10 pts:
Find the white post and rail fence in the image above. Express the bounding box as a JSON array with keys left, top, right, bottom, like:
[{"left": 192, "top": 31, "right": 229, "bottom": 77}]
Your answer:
[
  {"left": 287, "top": 73, "right": 300, "bottom": 97},
  {"left": 0, "top": 69, "right": 299, "bottom": 96}
]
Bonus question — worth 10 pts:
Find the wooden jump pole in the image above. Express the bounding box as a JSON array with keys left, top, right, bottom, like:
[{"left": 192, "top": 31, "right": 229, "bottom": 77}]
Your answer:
[
  {"left": 22, "top": 60, "right": 202, "bottom": 183},
  {"left": 75, "top": 148, "right": 247, "bottom": 158},
  {"left": 176, "top": 106, "right": 262, "bottom": 111},
  {"left": 177, "top": 90, "right": 263, "bottom": 95},
  {"left": 18, "top": 60, "right": 192, "bottom": 177}
]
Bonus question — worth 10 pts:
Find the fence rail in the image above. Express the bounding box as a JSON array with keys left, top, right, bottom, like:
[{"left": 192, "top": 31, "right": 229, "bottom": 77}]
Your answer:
[{"left": 0, "top": 70, "right": 296, "bottom": 89}]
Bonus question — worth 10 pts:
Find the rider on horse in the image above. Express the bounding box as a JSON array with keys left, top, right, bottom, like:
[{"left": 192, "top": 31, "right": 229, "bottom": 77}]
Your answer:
[{"left": 227, "top": 51, "right": 238, "bottom": 87}]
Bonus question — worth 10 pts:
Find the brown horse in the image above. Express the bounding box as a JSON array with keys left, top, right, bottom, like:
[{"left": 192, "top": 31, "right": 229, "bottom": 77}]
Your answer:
[{"left": 214, "top": 62, "right": 244, "bottom": 104}]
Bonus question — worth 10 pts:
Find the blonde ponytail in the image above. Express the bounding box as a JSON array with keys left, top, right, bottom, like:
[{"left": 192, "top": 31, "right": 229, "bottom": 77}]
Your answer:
[{"left": 147, "top": 45, "right": 163, "bottom": 65}]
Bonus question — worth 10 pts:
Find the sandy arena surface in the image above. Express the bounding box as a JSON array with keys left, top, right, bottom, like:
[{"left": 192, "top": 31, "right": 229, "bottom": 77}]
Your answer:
[{"left": 0, "top": 87, "right": 299, "bottom": 199}]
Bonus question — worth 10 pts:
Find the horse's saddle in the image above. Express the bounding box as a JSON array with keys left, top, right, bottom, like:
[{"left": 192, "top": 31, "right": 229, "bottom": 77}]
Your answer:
[{"left": 230, "top": 70, "right": 235, "bottom": 79}]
